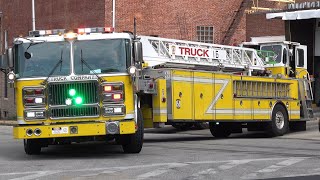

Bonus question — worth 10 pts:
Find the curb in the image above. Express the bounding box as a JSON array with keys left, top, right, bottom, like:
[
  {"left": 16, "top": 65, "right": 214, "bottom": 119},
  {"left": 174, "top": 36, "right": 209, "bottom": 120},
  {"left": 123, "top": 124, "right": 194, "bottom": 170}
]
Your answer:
[{"left": 0, "top": 120, "right": 17, "bottom": 126}]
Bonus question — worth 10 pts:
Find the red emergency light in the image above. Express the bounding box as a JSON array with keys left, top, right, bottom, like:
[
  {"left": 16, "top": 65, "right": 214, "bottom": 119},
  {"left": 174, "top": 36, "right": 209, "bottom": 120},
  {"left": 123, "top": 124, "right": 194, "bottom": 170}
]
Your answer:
[{"left": 77, "top": 27, "right": 114, "bottom": 35}]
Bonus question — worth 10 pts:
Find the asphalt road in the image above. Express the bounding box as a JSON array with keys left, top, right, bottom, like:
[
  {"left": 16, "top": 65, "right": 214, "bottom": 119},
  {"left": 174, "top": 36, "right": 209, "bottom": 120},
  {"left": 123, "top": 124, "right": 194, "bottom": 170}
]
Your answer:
[{"left": 0, "top": 121, "right": 319, "bottom": 180}]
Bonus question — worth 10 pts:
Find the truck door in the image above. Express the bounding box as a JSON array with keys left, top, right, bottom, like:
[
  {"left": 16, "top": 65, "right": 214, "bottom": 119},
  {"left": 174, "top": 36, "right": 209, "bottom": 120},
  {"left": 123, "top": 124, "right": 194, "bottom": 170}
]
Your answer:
[{"left": 296, "top": 45, "right": 307, "bottom": 70}]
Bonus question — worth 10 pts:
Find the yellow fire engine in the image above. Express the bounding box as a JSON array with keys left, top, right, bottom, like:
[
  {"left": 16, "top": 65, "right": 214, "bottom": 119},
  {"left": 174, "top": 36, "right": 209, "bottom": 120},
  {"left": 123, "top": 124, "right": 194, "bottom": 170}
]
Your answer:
[{"left": 0, "top": 27, "right": 313, "bottom": 155}]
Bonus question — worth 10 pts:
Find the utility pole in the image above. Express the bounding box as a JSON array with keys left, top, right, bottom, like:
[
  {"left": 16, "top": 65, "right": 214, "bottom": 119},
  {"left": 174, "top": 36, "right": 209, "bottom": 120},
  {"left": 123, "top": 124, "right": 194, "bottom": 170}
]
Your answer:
[
  {"left": 112, "top": 0, "right": 115, "bottom": 31},
  {"left": 32, "top": 0, "right": 36, "bottom": 31}
]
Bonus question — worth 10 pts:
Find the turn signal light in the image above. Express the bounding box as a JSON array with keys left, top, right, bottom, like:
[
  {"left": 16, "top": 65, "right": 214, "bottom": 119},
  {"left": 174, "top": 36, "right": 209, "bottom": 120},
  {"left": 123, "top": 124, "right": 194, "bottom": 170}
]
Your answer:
[
  {"left": 112, "top": 93, "right": 122, "bottom": 100},
  {"left": 104, "top": 85, "right": 112, "bottom": 92},
  {"left": 23, "top": 88, "right": 45, "bottom": 96}
]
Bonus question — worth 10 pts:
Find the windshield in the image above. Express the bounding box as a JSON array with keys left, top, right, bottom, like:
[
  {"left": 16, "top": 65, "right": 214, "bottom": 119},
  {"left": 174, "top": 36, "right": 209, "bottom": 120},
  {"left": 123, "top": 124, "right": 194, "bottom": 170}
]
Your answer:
[
  {"left": 74, "top": 39, "right": 130, "bottom": 74},
  {"left": 15, "top": 42, "right": 71, "bottom": 78},
  {"left": 260, "top": 45, "right": 282, "bottom": 63}
]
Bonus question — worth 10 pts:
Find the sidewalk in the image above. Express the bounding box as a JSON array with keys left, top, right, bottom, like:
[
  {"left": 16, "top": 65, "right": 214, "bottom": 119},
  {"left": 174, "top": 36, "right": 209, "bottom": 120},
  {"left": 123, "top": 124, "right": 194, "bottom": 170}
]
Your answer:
[{"left": 0, "top": 120, "right": 16, "bottom": 126}]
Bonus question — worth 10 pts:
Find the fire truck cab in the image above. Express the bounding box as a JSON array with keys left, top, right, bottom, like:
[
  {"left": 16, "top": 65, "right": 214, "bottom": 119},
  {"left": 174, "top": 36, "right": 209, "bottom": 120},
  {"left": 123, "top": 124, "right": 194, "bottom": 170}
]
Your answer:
[{"left": 0, "top": 27, "right": 144, "bottom": 154}]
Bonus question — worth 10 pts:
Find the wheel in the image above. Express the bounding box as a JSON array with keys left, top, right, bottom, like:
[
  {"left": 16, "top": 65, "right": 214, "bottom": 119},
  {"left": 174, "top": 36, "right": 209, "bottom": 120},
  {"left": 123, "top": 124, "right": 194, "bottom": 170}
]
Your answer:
[
  {"left": 24, "top": 139, "right": 41, "bottom": 155},
  {"left": 171, "top": 123, "right": 193, "bottom": 130},
  {"left": 289, "top": 121, "right": 306, "bottom": 131},
  {"left": 193, "top": 122, "right": 209, "bottom": 130},
  {"left": 121, "top": 108, "right": 144, "bottom": 153},
  {"left": 209, "top": 122, "right": 231, "bottom": 138},
  {"left": 267, "top": 104, "right": 289, "bottom": 136}
]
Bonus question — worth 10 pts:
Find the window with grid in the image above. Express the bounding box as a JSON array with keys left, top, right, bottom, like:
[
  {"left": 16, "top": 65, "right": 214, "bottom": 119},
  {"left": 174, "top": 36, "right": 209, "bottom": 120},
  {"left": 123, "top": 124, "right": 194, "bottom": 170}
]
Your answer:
[{"left": 197, "top": 26, "right": 214, "bottom": 43}]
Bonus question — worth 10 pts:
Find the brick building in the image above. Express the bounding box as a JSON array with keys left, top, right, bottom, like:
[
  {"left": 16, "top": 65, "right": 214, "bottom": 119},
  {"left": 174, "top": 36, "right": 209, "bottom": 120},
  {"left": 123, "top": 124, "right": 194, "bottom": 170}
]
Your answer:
[{"left": 0, "top": 0, "right": 300, "bottom": 119}]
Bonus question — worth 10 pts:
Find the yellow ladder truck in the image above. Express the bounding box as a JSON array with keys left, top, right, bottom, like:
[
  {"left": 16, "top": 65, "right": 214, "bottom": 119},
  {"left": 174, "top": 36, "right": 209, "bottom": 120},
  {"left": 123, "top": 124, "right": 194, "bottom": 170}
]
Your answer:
[
  {"left": 0, "top": 27, "right": 313, "bottom": 155},
  {"left": 137, "top": 36, "right": 313, "bottom": 135}
]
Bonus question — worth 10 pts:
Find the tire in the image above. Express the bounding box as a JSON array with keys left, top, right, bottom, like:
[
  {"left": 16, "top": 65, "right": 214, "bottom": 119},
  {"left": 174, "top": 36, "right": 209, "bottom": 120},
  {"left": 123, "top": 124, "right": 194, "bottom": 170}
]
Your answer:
[
  {"left": 193, "top": 122, "right": 209, "bottom": 130},
  {"left": 121, "top": 108, "right": 144, "bottom": 153},
  {"left": 24, "top": 139, "right": 41, "bottom": 155},
  {"left": 289, "top": 121, "right": 306, "bottom": 132},
  {"left": 267, "top": 104, "right": 289, "bottom": 137},
  {"left": 209, "top": 122, "right": 231, "bottom": 138},
  {"left": 172, "top": 123, "right": 193, "bottom": 130}
]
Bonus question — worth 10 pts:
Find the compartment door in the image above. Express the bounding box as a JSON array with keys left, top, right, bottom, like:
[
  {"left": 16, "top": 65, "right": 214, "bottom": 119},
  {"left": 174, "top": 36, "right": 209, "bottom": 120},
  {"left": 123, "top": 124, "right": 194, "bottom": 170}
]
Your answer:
[
  {"left": 213, "top": 74, "right": 233, "bottom": 120},
  {"left": 172, "top": 71, "right": 193, "bottom": 120},
  {"left": 193, "top": 72, "right": 214, "bottom": 120}
]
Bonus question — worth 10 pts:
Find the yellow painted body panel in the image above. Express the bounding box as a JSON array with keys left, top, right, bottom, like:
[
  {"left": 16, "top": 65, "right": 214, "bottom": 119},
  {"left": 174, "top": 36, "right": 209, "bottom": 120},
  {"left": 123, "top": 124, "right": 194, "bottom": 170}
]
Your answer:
[
  {"left": 168, "top": 69, "right": 301, "bottom": 123},
  {"left": 252, "top": 100, "right": 271, "bottom": 120},
  {"left": 193, "top": 72, "right": 214, "bottom": 120},
  {"left": 214, "top": 74, "right": 233, "bottom": 120},
  {"left": 15, "top": 75, "right": 134, "bottom": 124},
  {"left": 172, "top": 70, "right": 193, "bottom": 120},
  {"left": 266, "top": 67, "right": 288, "bottom": 77},
  {"left": 13, "top": 120, "right": 135, "bottom": 139},
  {"left": 119, "top": 121, "right": 136, "bottom": 134},
  {"left": 290, "top": 101, "right": 301, "bottom": 120},
  {"left": 152, "top": 79, "right": 167, "bottom": 122},
  {"left": 142, "top": 106, "right": 153, "bottom": 128},
  {"left": 296, "top": 67, "right": 308, "bottom": 79}
]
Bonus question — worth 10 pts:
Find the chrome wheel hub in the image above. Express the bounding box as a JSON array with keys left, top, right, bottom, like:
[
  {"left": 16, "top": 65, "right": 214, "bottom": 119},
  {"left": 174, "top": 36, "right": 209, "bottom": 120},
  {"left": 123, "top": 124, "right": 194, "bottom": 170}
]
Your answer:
[{"left": 275, "top": 111, "right": 285, "bottom": 129}]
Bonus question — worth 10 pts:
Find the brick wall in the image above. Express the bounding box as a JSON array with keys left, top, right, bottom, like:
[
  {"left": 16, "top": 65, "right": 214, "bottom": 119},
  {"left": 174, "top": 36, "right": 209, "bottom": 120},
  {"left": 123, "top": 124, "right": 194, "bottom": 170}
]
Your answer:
[
  {"left": 246, "top": 13, "right": 285, "bottom": 41},
  {"left": 106, "top": 0, "right": 248, "bottom": 45}
]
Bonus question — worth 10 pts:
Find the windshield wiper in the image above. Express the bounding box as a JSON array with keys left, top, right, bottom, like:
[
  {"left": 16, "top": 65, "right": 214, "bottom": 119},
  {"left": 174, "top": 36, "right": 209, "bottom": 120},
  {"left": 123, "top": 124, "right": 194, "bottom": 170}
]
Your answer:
[
  {"left": 41, "top": 50, "right": 64, "bottom": 85},
  {"left": 14, "top": 37, "right": 47, "bottom": 59},
  {"left": 80, "top": 49, "right": 105, "bottom": 82}
]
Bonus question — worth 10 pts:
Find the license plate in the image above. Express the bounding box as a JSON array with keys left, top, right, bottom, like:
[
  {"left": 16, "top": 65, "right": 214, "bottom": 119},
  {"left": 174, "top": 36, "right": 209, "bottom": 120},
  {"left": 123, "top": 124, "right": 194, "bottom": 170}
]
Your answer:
[{"left": 52, "top": 127, "right": 69, "bottom": 134}]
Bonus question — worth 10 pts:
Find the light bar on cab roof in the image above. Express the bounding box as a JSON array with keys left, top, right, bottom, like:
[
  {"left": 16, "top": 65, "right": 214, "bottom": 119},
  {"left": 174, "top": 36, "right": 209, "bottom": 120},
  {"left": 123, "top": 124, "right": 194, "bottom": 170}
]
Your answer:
[
  {"left": 29, "top": 29, "right": 65, "bottom": 37},
  {"left": 77, "top": 27, "right": 114, "bottom": 35}
]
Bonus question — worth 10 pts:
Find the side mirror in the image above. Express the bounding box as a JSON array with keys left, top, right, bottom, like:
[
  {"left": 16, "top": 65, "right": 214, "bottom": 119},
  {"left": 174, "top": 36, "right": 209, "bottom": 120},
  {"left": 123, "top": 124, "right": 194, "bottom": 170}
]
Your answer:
[
  {"left": 133, "top": 41, "right": 143, "bottom": 63},
  {"left": 0, "top": 54, "right": 8, "bottom": 69},
  {"left": 8, "top": 48, "right": 14, "bottom": 68}
]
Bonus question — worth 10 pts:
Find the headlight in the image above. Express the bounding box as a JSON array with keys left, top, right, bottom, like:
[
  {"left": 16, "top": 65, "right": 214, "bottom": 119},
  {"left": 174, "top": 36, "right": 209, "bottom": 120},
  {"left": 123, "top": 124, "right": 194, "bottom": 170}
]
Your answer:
[
  {"left": 24, "top": 97, "right": 45, "bottom": 106},
  {"left": 7, "top": 71, "right": 15, "bottom": 80},
  {"left": 24, "top": 109, "right": 47, "bottom": 120},
  {"left": 103, "top": 105, "right": 125, "bottom": 116},
  {"left": 128, "top": 66, "right": 137, "bottom": 75}
]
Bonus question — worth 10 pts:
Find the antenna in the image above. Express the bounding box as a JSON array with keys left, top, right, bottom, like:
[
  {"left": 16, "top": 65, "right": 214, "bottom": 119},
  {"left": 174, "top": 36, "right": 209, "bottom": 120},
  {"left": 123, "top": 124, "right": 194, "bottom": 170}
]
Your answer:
[
  {"left": 133, "top": 17, "right": 137, "bottom": 40},
  {"left": 4, "top": 30, "right": 8, "bottom": 51}
]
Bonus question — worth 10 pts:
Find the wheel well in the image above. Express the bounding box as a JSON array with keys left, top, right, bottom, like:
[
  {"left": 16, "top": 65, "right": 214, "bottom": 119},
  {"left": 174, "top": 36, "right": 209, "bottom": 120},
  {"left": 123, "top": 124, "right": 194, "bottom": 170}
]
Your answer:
[{"left": 272, "top": 101, "right": 289, "bottom": 121}]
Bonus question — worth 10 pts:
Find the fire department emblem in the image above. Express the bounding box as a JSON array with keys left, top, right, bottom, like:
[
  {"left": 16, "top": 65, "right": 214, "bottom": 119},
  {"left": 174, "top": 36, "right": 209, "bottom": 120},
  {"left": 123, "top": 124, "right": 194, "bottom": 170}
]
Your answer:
[{"left": 176, "top": 99, "right": 181, "bottom": 109}]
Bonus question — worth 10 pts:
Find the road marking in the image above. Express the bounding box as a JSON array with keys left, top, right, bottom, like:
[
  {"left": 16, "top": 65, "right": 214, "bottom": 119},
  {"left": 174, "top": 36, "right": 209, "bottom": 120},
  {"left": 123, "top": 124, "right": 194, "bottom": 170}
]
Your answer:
[
  {"left": 218, "top": 159, "right": 252, "bottom": 170},
  {"left": 80, "top": 170, "right": 118, "bottom": 177},
  {"left": 241, "top": 158, "right": 308, "bottom": 179},
  {"left": 137, "top": 163, "right": 187, "bottom": 180},
  {"left": 9, "top": 171, "right": 60, "bottom": 180},
  {"left": 189, "top": 168, "right": 217, "bottom": 179},
  {"left": 137, "top": 168, "right": 171, "bottom": 180},
  {"left": 0, "top": 157, "right": 309, "bottom": 179},
  {"left": 188, "top": 159, "right": 252, "bottom": 179}
]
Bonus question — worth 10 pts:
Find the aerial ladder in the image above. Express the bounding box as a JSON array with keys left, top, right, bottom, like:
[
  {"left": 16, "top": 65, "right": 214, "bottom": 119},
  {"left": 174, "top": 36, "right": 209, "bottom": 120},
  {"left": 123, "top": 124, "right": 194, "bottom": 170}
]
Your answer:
[{"left": 139, "top": 36, "right": 268, "bottom": 76}]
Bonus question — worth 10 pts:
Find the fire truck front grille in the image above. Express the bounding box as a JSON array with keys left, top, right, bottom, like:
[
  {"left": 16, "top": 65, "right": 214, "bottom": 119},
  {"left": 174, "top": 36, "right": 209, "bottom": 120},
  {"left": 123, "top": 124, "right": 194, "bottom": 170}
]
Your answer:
[
  {"left": 48, "top": 81, "right": 99, "bottom": 106},
  {"left": 50, "top": 105, "right": 100, "bottom": 119}
]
